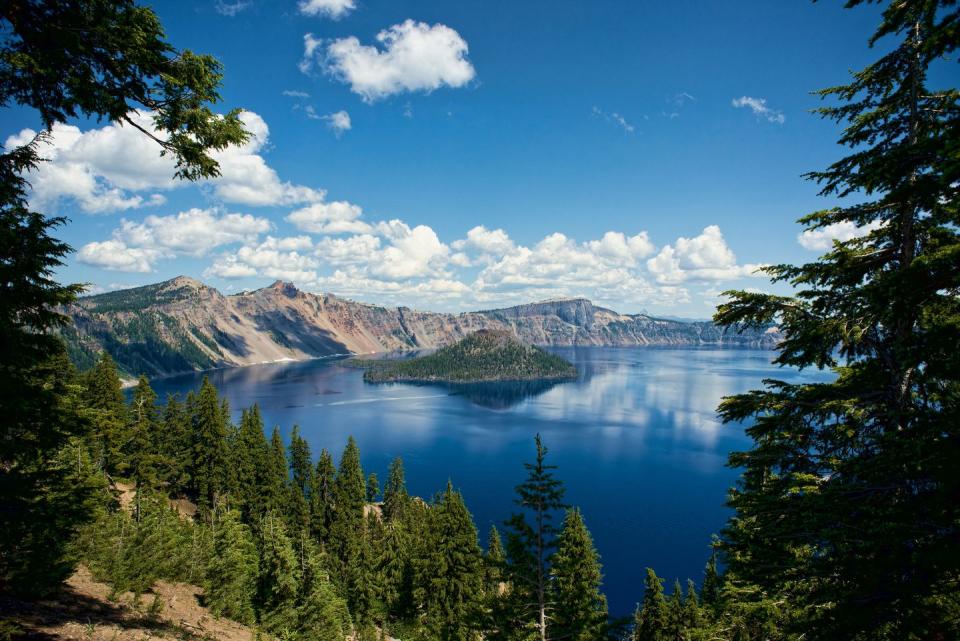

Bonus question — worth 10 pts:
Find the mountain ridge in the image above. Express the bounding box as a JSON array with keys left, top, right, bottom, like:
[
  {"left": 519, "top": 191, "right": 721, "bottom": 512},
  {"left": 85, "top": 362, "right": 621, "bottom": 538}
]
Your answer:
[{"left": 60, "top": 276, "right": 780, "bottom": 378}]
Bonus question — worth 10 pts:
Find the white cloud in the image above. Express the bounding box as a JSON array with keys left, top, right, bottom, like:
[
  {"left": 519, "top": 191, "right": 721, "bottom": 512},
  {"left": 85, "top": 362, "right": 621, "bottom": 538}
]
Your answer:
[
  {"left": 4, "top": 110, "right": 324, "bottom": 214},
  {"left": 116, "top": 208, "right": 272, "bottom": 257},
  {"left": 77, "top": 207, "right": 272, "bottom": 272},
  {"left": 798, "top": 220, "right": 881, "bottom": 250},
  {"left": 207, "top": 236, "right": 320, "bottom": 282},
  {"left": 453, "top": 225, "right": 516, "bottom": 256},
  {"left": 282, "top": 89, "right": 310, "bottom": 98},
  {"left": 592, "top": 107, "right": 636, "bottom": 134},
  {"left": 732, "top": 96, "right": 785, "bottom": 124},
  {"left": 77, "top": 240, "right": 162, "bottom": 273},
  {"left": 310, "top": 20, "right": 476, "bottom": 102},
  {"left": 215, "top": 0, "right": 251, "bottom": 16},
  {"left": 287, "top": 201, "right": 371, "bottom": 235},
  {"left": 323, "top": 110, "right": 352, "bottom": 136},
  {"left": 298, "top": 0, "right": 355, "bottom": 19},
  {"left": 646, "top": 225, "right": 763, "bottom": 284}
]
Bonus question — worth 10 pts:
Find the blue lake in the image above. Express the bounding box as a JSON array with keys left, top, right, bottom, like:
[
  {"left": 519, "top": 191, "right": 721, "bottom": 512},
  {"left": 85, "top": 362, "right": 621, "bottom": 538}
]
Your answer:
[{"left": 149, "top": 346, "right": 831, "bottom": 617}]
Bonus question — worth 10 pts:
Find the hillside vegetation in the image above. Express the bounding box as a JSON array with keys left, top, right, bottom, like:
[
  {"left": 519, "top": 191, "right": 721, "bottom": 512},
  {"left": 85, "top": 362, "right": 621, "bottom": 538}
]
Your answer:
[{"left": 359, "top": 330, "right": 578, "bottom": 383}]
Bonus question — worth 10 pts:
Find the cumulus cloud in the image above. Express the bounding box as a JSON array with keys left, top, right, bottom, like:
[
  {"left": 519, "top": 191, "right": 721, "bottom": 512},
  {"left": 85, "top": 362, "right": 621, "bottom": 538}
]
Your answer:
[
  {"left": 298, "top": 0, "right": 355, "bottom": 19},
  {"left": 206, "top": 236, "right": 319, "bottom": 282},
  {"left": 307, "top": 20, "right": 476, "bottom": 102},
  {"left": 78, "top": 240, "right": 163, "bottom": 273},
  {"left": 77, "top": 208, "right": 272, "bottom": 272},
  {"left": 646, "top": 225, "right": 763, "bottom": 284},
  {"left": 732, "top": 96, "right": 785, "bottom": 124},
  {"left": 287, "top": 201, "right": 371, "bottom": 235},
  {"left": 798, "top": 220, "right": 882, "bottom": 251},
  {"left": 323, "top": 110, "right": 352, "bottom": 136},
  {"left": 4, "top": 110, "right": 324, "bottom": 214}
]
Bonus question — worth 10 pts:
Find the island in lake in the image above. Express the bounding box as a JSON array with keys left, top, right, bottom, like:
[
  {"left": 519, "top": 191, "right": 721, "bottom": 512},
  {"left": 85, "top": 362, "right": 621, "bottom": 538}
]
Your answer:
[{"left": 355, "top": 329, "right": 578, "bottom": 384}]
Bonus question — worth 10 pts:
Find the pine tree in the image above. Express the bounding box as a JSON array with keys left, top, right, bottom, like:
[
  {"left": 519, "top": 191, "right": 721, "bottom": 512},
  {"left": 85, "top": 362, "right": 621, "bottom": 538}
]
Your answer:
[
  {"left": 310, "top": 448, "right": 336, "bottom": 543},
  {"left": 503, "top": 435, "right": 566, "bottom": 641},
  {"left": 666, "top": 580, "right": 684, "bottom": 641},
  {"left": 682, "top": 579, "right": 701, "bottom": 631},
  {"left": 700, "top": 551, "right": 720, "bottom": 609},
  {"left": 485, "top": 525, "right": 506, "bottom": 596},
  {"left": 158, "top": 394, "right": 192, "bottom": 495},
  {"left": 634, "top": 568, "right": 667, "bottom": 641},
  {"left": 382, "top": 456, "right": 409, "bottom": 521},
  {"left": 347, "top": 514, "right": 382, "bottom": 626},
  {"left": 258, "top": 514, "right": 301, "bottom": 635},
  {"left": 206, "top": 509, "right": 258, "bottom": 624},
  {"left": 82, "top": 352, "right": 129, "bottom": 475},
  {"left": 265, "top": 426, "right": 289, "bottom": 517},
  {"left": 415, "top": 482, "right": 485, "bottom": 641},
  {"left": 297, "top": 540, "right": 352, "bottom": 641},
  {"left": 550, "top": 508, "right": 608, "bottom": 641},
  {"left": 330, "top": 436, "right": 366, "bottom": 579},
  {"left": 378, "top": 518, "right": 413, "bottom": 620},
  {"left": 190, "top": 377, "right": 229, "bottom": 513},
  {"left": 712, "top": 1, "right": 959, "bottom": 639},
  {"left": 233, "top": 405, "right": 270, "bottom": 521},
  {"left": 287, "top": 425, "right": 313, "bottom": 536},
  {"left": 366, "top": 472, "right": 380, "bottom": 503},
  {"left": 128, "top": 376, "right": 162, "bottom": 488}
]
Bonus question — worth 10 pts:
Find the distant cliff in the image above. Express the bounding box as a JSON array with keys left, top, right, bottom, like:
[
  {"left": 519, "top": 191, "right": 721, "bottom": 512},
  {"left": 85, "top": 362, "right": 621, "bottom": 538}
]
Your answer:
[{"left": 60, "top": 276, "right": 781, "bottom": 378}]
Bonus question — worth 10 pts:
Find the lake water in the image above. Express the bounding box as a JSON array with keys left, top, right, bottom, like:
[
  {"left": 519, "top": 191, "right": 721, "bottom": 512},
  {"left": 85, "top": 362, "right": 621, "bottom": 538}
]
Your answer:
[{"left": 149, "top": 346, "right": 831, "bottom": 616}]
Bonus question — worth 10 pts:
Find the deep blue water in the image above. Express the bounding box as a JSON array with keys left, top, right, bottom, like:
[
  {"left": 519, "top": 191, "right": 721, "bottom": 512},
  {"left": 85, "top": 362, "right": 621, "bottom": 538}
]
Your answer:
[{"left": 149, "top": 346, "right": 831, "bottom": 617}]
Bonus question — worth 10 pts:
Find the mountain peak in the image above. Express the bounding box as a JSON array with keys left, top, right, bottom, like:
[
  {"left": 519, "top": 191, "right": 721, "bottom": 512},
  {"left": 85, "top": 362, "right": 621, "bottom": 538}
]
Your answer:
[{"left": 266, "top": 280, "right": 300, "bottom": 297}]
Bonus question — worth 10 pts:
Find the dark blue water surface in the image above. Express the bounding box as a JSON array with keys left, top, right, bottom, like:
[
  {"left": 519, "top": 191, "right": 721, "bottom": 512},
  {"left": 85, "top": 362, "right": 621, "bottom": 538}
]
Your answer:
[{"left": 149, "top": 346, "right": 831, "bottom": 616}]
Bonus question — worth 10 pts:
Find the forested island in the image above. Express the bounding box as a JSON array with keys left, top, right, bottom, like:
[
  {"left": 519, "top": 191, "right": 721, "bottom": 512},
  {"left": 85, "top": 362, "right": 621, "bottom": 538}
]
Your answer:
[{"left": 355, "top": 330, "right": 578, "bottom": 384}]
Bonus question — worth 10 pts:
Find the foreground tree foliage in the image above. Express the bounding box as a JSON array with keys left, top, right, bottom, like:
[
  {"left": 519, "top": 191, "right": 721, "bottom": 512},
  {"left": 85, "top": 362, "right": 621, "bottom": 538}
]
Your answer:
[
  {"left": 712, "top": 1, "right": 960, "bottom": 639},
  {"left": 0, "top": 0, "right": 247, "bottom": 597}
]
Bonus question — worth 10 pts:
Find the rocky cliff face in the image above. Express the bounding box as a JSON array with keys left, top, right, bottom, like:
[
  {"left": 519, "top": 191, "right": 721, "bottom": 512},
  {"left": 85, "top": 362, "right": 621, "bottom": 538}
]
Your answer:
[{"left": 61, "top": 277, "right": 780, "bottom": 378}]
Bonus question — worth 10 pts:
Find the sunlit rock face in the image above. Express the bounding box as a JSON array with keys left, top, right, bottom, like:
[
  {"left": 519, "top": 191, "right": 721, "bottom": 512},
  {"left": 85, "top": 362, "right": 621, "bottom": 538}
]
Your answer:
[{"left": 62, "top": 277, "right": 780, "bottom": 378}]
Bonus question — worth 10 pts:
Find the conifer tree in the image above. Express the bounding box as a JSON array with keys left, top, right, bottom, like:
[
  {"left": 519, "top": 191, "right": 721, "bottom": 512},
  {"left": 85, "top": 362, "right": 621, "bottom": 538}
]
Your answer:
[
  {"left": 700, "top": 551, "right": 720, "bottom": 609},
  {"left": 683, "top": 579, "right": 701, "bottom": 631},
  {"left": 666, "top": 580, "right": 684, "bottom": 641},
  {"left": 233, "top": 405, "right": 270, "bottom": 521},
  {"left": 157, "top": 394, "right": 192, "bottom": 495},
  {"left": 347, "top": 514, "right": 382, "bottom": 626},
  {"left": 550, "top": 508, "right": 608, "bottom": 641},
  {"left": 713, "top": 1, "right": 959, "bottom": 638},
  {"left": 297, "top": 540, "right": 352, "bottom": 641},
  {"left": 191, "top": 377, "right": 229, "bottom": 513},
  {"left": 310, "top": 448, "right": 336, "bottom": 543},
  {"left": 206, "top": 509, "right": 258, "bottom": 624},
  {"left": 128, "top": 376, "right": 162, "bottom": 488},
  {"left": 265, "top": 426, "right": 289, "bottom": 516},
  {"left": 366, "top": 472, "right": 379, "bottom": 503},
  {"left": 82, "top": 353, "right": 129, "bottom": 475},
  {"left": 258, "top": 514, "right": 301, "bottom": 635},
  {"left": 287, "top": 425, "right": 313, "bottom": 536},
  {"left": 634, "top": 568, "right": 667, "bottom": 641},
  {"left": 378, "top": 518, "right": 413, "bottom": 620},
  {"left": 485, "top": 525, "right": 506, "bottom": 596},
  {"left": 382, "top": 456, "right": 409, "bottom": 521},
  {"left": 330, "top": 436, "right": 366, "bottom": 577},
  {"left": 415, "top": 482, "right": 485, "bottom": 641},
  {"left": 503, "top": 435, "right": 566, "bottom": 641}
]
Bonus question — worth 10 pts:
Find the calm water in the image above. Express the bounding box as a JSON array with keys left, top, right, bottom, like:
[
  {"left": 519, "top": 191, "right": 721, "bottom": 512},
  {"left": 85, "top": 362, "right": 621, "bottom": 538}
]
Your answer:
[{"left": 150, "top": 346, "right": 831, "bottom": 616}]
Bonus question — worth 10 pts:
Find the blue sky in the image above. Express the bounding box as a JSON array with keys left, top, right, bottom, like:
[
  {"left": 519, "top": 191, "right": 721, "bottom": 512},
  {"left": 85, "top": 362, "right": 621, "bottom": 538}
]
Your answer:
[{"left": 2, "top": 0, "right": 896, "bottom": 316}]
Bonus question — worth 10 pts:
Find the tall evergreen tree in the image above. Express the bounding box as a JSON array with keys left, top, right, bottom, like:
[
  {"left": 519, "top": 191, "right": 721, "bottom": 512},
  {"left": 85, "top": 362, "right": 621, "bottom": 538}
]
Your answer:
[
  {"left": 128, "top": 376, "right": 162, "bottom": 488},
  {"left": 633, "top": 568, "right": 667, "bottom": 641},
  {"left": 503, "top": 435, "right": 567, "bottom": 641},
  {"left": 366, "top": 472, "right": 379, "bottom": 503},
  {"left": 330, "top": 436, "right": 366, "bottom": 577},
  {"left": 666, "top": 580, "right": 684, "bottom": 641},
  {"left": 190, "top": 377, "right": 229, "bottom": 513},
  {"left": 158, "top": 394, "right": 192, "bottom": 495},
  {"left": 700, "top": 551, "right": 720, "bottom": 609},
  {"left": 233, "top": 405, "right": 270, "bottom": 521},
  {"left": 382, "top": 456, "right": 409, "bottom": 521},
  {"left": 550, "top": 508, "right": 608, "bottom": 641},
  {"left": 682, "top": 579, "right": 701, "bottom": 631},
  {"left": 485, "top": 525, "right": 506, "bottom": 596},
  {"left": 297, "top": 540, "right": 352, "bottom": 641},
  {"left": 206, "top": 509, "right": 258, "bottom": 624},
  {"left": 310, "top": 448, "right": 336, "bottom": 543},
  {"left": 415, "top": 482, "right": 485, "bottom": 641},
  {"left": 258, "top": 514, "right": 301, "bottom": 635},
  {"left": 82, "top": 353, "right": 129, "bottom": 475},
  {"left": 713, "top": 2, "right": 959, "bottom": 638},
  {"left": 287, "top": 425, "right": 313, "bottom": 536},
  {"left": 265, "top": 426, "right": 289, "bottom": 517}
]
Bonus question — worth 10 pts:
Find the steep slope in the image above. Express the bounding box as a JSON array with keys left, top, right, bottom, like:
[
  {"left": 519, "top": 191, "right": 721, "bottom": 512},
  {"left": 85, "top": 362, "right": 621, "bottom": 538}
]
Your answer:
[{"left": 61, "top": 277, "right": 779, "bottom": 378}]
